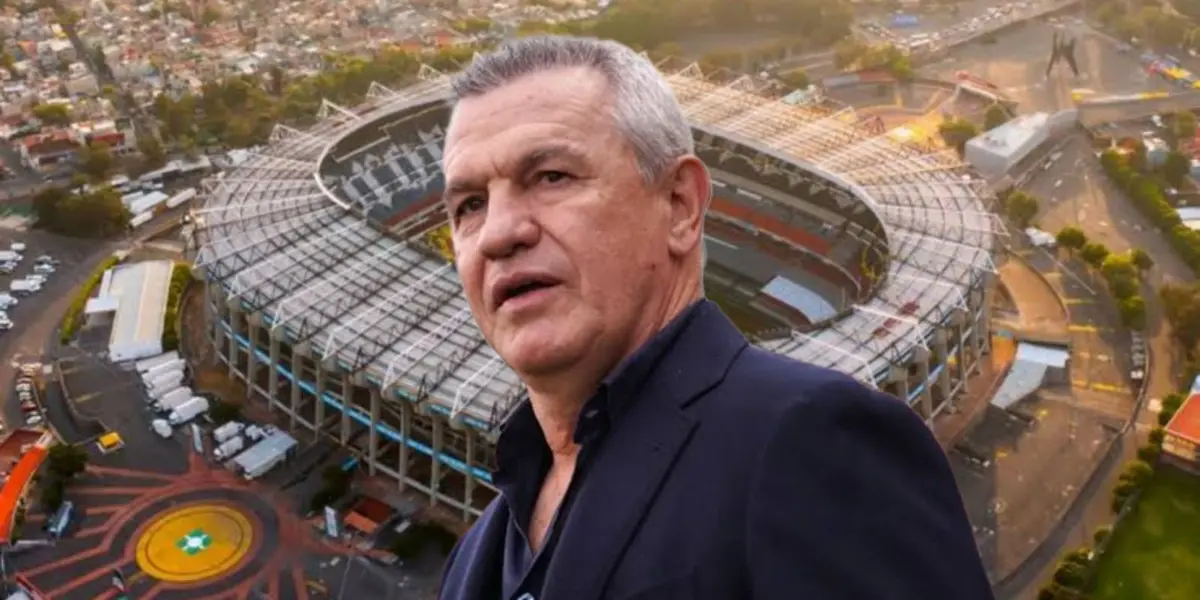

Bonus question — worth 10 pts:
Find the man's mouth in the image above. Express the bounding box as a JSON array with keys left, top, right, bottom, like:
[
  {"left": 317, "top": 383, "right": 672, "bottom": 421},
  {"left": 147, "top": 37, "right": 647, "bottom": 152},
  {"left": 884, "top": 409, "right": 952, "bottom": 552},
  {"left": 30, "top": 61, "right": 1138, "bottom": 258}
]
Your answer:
[{"left": 495, "top": 276, "right": 560, "bottom": 309}]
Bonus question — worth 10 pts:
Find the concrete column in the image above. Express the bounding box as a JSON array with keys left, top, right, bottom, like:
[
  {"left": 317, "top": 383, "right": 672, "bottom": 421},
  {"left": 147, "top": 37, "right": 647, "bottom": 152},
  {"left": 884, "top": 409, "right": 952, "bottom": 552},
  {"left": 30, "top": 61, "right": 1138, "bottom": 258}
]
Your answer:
[
  {"left": 340, "top": 374, "right": 352, "bottom": 445},
  {"left": 202, "top": 283, "right": 217, "bottom": 346},
  {"left": 267, "top": 335, "right": 281, "bottom": 413},
  {"left": 289, "top": 345, "right": 304, "bottom": 431},
  {"left": 226, "top": 299, "right": 241, "bottom": 376},
  {"left": 397, "top": 398, "right": 410, "bottom": 491},
  {"left": 207, "top": 284, "right": 221, "bottom": 346},
  {"left": 246, "top": 314, "right": 261, "bottom": 399},
  {"left": 313, "top": 362, "right": 326, "bottom": 442},
  {"left": 368, "top": 387, "right": 380, "bottom": 477},
  {"left": 890, "top": 365, "right": 910, "bottom": 407},
  {"left": 430, "top": 413, "right": 444, "bottom": 503},
  {"left": 463, "top": 431, "right": 476, "bottom": 521}
]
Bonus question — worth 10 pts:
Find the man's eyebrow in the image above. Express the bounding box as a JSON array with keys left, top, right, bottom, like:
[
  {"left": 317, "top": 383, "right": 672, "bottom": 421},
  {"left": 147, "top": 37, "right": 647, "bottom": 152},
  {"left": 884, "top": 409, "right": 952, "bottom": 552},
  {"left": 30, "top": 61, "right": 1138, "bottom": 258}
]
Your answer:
[{"left": 442, "top": 143, "right": 588, "bottom": 205}]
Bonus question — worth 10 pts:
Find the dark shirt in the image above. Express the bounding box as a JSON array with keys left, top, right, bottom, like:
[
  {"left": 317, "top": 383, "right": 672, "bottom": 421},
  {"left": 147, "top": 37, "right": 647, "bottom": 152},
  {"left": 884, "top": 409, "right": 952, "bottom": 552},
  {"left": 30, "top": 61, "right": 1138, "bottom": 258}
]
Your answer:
[{"left": 494, "top": 301, "right": 705, "bottom": 600}]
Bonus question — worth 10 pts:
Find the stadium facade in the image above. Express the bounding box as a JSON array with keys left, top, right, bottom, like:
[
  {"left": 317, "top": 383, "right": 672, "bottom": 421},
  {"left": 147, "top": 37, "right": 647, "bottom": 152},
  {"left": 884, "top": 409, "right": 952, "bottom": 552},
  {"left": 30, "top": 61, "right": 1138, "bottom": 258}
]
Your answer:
[{"left": 187, "top": 63, "right": 1003, "bottom": 521}]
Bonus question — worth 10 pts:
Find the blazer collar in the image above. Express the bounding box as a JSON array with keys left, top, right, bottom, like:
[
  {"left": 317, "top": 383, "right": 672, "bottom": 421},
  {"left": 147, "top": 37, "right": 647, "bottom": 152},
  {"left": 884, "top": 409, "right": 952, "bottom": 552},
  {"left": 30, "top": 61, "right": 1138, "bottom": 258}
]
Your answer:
[{"left": 541, "top": 299, "right": 749, "bottom": 600}]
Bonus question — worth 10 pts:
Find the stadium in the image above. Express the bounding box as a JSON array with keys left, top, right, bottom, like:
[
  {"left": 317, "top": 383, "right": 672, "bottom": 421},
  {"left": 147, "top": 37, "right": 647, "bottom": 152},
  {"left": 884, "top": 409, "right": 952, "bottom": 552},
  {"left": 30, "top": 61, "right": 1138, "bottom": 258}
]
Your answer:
[{"left": 186, "top": 62, "right": 1001, "bottom": 521}]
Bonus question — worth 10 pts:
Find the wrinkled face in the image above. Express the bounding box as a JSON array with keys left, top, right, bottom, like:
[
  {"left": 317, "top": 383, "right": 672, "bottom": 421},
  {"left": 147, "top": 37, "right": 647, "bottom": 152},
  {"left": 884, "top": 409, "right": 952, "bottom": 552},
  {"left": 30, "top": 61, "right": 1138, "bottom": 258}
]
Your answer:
[{"left": 442, "top": 67, "right": 671, "bottom": 379}]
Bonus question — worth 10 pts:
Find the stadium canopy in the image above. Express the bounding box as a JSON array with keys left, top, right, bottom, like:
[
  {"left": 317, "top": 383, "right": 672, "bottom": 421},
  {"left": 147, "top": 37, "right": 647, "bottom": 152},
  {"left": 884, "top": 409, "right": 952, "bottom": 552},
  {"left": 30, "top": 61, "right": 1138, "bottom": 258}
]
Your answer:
[{"left": 189, "top": 64, "right": 1003, "bottom": 433}]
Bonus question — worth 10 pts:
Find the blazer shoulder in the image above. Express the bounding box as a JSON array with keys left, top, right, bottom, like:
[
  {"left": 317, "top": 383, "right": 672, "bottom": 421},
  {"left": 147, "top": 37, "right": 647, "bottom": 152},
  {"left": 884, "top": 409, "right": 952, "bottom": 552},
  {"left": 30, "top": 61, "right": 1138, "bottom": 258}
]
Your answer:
[{"left": 701, "top": 345, "right": 914, "bottom": 436}]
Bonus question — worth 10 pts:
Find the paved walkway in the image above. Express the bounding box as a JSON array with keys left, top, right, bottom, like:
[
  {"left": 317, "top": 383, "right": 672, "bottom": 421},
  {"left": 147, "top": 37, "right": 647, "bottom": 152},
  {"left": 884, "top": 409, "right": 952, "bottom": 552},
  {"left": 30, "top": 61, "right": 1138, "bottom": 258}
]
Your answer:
[{"left": 995, "top": 256, "right": 1069, "bottom": 341}]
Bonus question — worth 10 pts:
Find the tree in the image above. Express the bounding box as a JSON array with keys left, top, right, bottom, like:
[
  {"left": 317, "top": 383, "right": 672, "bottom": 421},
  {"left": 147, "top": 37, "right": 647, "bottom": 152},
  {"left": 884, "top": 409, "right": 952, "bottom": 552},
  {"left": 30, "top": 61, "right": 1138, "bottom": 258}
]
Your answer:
[
  {"left": 777, "top": 69, "right": 810, "bottom": 90},
  {"left": 208, "top": 399, "right": 242, "bottom": 424},
  {"left": 1130, "top": 247, "right": 1154, "bottom": 272},
  {"left": 1080, "top": 242, "right": 1110, "bottom": 268},
  {"left": 39, "top": 479, "right": 65, "bottom": 513},
  {"left": 46, "top": 443, "right": 88, "bottom": 481},
  {"left": 32, "top": 103, "right": 71, "bottom": 126},
  {"left": 1163, "top": 150, "right": 1191, "bottom": 188},
  {"left": 31, "top": 186, "right": 69, "bottom": 231},
  {"left": 77, "top": 141, "right": 114, "bottom": 182},
  {"left": 937, "top": 118, "right": 979, "bottom": 155},
  {"left": 137, "top": 135, "right": 167, "bottom": 172},
  {"left": 984, "top": 103, "right": 1010, "bottom": 130},
  {"left": 1161, "top": 283, "right": 1200, "bottom": 354},
  {"left": 1003, "top": 191, "right": 1039, "bottom": 228},
  {"left": 1056, "top": 226, "right": 1087, "bottom": 251},
  {"left": 1119, "top": 295, "right": 1147, "bottom": 329}
]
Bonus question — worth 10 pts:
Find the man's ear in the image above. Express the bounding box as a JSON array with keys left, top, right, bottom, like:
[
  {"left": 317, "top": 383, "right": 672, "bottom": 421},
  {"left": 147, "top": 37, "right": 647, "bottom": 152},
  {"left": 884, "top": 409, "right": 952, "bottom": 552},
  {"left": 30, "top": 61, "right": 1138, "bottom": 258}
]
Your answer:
[{"left": 665, "top": 155, "right": 711, "bottom": 260}]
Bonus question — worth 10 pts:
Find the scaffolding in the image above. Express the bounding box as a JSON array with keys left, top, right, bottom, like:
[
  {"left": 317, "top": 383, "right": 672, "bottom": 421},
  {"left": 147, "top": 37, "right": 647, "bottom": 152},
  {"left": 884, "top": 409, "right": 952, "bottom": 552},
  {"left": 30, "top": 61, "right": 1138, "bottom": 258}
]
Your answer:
[{"left": 192, "top": 62, "right": 1001, "bottom": 434}]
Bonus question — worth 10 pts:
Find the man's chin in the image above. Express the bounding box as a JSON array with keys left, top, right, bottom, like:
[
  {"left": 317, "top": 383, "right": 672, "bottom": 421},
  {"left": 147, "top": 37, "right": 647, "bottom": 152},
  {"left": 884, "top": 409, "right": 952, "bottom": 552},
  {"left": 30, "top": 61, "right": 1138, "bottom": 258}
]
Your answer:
[{"left": 500, "top": 334, "right": 582, "bottom": 378}]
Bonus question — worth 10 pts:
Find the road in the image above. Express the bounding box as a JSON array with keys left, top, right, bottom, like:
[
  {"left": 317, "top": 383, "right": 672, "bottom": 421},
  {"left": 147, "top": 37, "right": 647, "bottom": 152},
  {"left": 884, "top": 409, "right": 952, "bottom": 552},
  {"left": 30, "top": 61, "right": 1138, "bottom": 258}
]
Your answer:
[{"left": 999, "top": 134, "right": 1186, "bottom": 599}]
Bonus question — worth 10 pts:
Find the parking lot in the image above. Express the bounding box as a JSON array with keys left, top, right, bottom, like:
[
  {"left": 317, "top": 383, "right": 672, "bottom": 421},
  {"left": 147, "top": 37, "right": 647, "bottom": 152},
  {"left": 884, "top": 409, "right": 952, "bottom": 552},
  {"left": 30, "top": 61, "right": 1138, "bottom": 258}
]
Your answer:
[{"left": 950, "top": 396, "right": 1120, "bottom": 583}]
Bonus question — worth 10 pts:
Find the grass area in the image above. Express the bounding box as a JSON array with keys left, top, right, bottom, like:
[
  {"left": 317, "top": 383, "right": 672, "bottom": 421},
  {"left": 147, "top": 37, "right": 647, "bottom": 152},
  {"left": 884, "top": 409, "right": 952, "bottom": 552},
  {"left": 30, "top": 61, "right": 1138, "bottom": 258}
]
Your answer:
[{"left": 1091, "top": 466, "right": 1200, "bottom": 600}]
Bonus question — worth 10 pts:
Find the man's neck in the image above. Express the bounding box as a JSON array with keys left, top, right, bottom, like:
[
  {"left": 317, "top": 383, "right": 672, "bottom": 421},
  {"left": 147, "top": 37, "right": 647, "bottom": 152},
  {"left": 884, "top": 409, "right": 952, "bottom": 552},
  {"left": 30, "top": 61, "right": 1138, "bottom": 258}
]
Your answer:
[{"left": 525, "top": 277, "right": 702, "bottom": 456}]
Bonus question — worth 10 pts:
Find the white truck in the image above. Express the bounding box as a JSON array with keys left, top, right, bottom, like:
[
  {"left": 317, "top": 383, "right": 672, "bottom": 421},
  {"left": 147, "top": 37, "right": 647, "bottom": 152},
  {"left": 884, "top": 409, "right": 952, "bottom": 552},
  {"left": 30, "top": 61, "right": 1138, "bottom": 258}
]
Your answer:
[
  {"left": 151, "top": 419, "right": 173, "bottom": 439},
  {"left": 233, "top": 431, "right": 298, "bottom": 480},
  {"left": 148, "top": 380, "right": 185, "bottom": 403},
  {"left": 9, "top": 280, "right": 38, "bottom": 296},
  {"left": 144, "top": 369, "right": 184, "bottom": 392},
  {"left": 213, "top": 436, "right": 245, "bottom": 461},
  {"left": 212, "top": 421, "right": 245, "bottom": 445},
  {"left": 142, "top": 358, "right": 185, "bottom": 382},
  {"left": 0, "top": 250, "right": 21, "bottom": 263},
  {"left": 168, "top": 397, "right": 210, "bottom": 426},
  {"left": 136, "top": 351, "right": 180, "bottom": 374},
  {"left": 154, "top": 389, "right": 194, "bottom": 413}
]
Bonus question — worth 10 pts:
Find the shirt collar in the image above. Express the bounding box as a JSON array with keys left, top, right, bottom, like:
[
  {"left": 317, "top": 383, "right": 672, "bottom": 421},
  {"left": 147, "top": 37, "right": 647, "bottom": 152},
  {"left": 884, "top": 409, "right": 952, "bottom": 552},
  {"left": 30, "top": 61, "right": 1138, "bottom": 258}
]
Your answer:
[{"left": 494, "top": 300, "right": 707, "bottom": 478}]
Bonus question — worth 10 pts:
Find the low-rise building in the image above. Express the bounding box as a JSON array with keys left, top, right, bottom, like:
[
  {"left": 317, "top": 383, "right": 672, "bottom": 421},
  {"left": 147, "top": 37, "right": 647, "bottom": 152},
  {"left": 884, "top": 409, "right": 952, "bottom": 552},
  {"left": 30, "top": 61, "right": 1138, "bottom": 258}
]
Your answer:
[{"left": 1165, "top": 393, "right": 1200, "bottom": 471}]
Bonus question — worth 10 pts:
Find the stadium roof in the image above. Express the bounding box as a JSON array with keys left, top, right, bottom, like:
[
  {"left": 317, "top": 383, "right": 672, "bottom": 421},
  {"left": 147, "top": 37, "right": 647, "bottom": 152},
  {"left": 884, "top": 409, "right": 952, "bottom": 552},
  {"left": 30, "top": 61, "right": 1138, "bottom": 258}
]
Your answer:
[{"left": 190, "top": 63, "right": 1003, "bottom": 434}]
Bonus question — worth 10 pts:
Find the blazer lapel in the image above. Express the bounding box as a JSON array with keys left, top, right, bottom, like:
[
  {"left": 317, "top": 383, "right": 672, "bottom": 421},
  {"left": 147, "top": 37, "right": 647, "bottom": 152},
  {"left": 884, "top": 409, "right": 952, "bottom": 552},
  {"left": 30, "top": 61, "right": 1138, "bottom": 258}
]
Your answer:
[
  {"left": 541, "top": 400, "right": 697, "bottom": 600},
  {"left": 541, "top": 301, "right": 748, "bottom": 600},
  {"left": 442, "top": 500, "right": 509, "bottom": 600}
]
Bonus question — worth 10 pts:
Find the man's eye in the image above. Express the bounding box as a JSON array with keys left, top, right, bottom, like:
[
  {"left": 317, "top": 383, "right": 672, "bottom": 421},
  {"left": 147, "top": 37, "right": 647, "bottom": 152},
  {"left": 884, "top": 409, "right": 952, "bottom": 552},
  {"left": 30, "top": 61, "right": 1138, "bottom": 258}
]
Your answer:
[
  {"left": 539, "top": 171, "right": 569, "bottom": 184},
  {"left": 455, "top": 196, "right": 485, "bottom": 220}
]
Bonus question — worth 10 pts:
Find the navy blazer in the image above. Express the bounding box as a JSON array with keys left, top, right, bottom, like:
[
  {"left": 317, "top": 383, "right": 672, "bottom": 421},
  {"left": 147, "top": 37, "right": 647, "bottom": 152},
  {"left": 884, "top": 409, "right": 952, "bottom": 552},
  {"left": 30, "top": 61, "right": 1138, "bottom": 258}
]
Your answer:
[{"left": 440, "top": 301, "right": 992, "bottom": 600}]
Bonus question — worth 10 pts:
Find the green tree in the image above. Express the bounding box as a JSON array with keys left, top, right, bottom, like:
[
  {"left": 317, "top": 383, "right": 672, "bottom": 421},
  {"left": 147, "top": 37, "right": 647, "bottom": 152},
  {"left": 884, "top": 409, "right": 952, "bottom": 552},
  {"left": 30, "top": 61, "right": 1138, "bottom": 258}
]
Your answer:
[
  {"left": 1003, "top": 191, "right": 1039, "bottom": 228},
  {"left": 1080, "top": 242, "right": 1110, "bottom": 268},
  {"left": 937, "top": 118, "right": 979, "bottom": 155},
  {"left": 32, "top": 103, "right": 71, "bottom": 126},
  {"left": 1119, "top": 295, "right": 1147, "bottom": 329},
  {"left": 138, "top": 135, "right": 167, "bottom": 172},
  {"left": 983, "top": 103, "right": 1010, "bottom": 130},
  {"left": 77, "top": 141, "right": 114, "bottom": 182},
  {"left": 1163, "top": 150, "right": 1191, "bottom": 188},
  {"left": 46, "top": 443, "right": 88, "bottom": 481},
  {"left": 208, "top": 399, "right": 242, "bottom": 424},
  {"left": 777, "top": 69, "right": 810, "bottom": 90},
  {"left": 1056, "top": 226, "right": 1087, "bottom": 251},
  {"left": 1129, "top": 247, "right": 1154, "bottom": 272},
  {"left": 1161, "top": 283, "right": 1200, "bottom": 354}
]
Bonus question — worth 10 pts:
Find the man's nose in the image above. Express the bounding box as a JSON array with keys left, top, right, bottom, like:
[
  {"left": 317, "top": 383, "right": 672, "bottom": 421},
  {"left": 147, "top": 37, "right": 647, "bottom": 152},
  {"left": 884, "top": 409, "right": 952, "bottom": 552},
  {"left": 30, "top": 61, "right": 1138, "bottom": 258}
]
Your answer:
[{"left": 477, "top": 190, "right": 540, "bottom": 260}]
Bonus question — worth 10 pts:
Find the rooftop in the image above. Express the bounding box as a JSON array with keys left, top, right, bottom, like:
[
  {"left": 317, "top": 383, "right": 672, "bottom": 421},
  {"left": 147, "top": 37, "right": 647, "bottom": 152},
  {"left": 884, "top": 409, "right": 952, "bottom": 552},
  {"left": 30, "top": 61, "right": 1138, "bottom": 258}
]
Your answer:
[
  {"left": 1166, "top": 393, "right": 1200, "bottom": 444},
  {"left": 90, "top": 260, "right": 175, "bottom": 362}
]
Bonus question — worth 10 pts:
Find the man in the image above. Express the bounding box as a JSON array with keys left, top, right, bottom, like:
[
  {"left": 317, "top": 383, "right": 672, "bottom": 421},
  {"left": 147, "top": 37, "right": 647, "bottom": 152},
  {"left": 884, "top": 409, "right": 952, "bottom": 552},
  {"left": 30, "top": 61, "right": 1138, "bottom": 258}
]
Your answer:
[{"left": 437, "top": 35, "right": 992, "bottom": 600}]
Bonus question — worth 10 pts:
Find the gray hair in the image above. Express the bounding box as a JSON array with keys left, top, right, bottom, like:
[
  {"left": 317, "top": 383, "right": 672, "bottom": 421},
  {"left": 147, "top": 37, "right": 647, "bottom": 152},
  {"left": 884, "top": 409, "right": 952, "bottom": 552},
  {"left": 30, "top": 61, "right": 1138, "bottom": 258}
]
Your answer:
[{"left": 449, "top": 35, "right": 694, "bottom": 184}]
